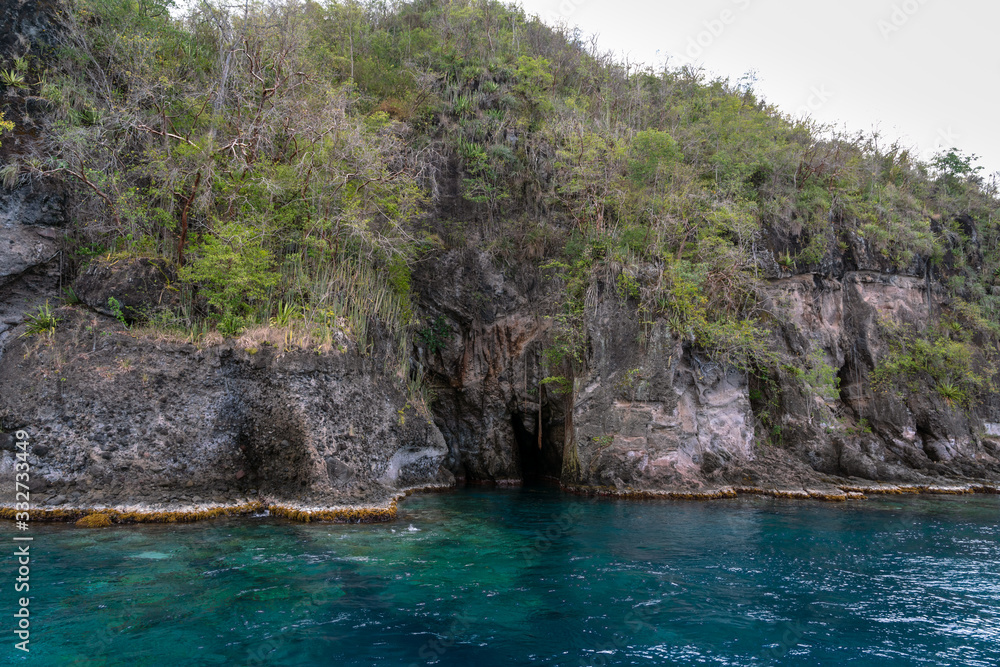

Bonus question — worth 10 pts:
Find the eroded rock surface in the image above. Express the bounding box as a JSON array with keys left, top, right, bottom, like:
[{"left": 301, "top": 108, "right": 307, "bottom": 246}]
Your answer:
[
  {"left": 0, "top": 309, "right": 453, "bottom": 510},
  {"left": 74, "top": 257, "right": 178, "bottom": 323},
  {"left": 0, "top": 182, "right": 64, "bottom": 360},
  {"left": 414, "top": 247, "right": 1000, "bottom": 496}
]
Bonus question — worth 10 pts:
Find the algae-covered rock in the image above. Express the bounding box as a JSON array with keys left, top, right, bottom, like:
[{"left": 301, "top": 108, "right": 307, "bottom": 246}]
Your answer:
[{"left": 76, "top": 513, "right": 112, "bottom": 528}]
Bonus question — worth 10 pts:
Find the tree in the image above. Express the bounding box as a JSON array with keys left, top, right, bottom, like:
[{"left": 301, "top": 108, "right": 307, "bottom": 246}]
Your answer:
[
  {"left": 932, "top": 147, "right": 983, "bottom": 179},
  {"left": 627, "top": 129, "right": 679, "bottom": 186},
  {"left": 178, "top": 220, "right": 280, "bottom": 317}
]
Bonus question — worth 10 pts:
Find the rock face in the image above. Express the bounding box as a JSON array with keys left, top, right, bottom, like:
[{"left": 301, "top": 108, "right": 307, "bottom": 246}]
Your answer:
[
  {"left": 413, "top": 246, "right": 1000, "bottom": 496},
  {"left": 8, "top": 240, "right": 996, "bottom": 514},
  {"left": 0, "top": 182, "right": 64, "bottom": 360},
  {"left": 413, "top": 249, "right": 557, "bottom": 484},
  {"left": 760, "top": 270, "right": 1000, "bottom": 485},
  {"left": 412, "top": 248, "right": 762, "bottom": 491},
  {"left": 3, "top": 235, "right": 1000, "bottom": 516},
  {"left": 0, "top": 0, "right": 67, "bottom": 359},
  {"left": 74, "top": 257, "right": 178, "bottom": 323},
  {"left": 0, "top": 0, "right": 61, "bottom": 56},
  {"left": 0, "top": 310, "right": 453, "bottom": 510},
  {"left": 572, "top": 296, "right": 755, "bottom": 492},
  {"left": 1, "top": 0, "right": 998, "bottom": 517}
]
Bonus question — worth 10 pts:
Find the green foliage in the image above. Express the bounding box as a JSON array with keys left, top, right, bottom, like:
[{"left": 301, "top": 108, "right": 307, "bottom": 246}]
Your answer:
[
  {"left": 845, "top": 418, "right": 873, "bottom": 437},
  {"left": 61, "top": 286, "right": 81, "bottom": 305},
  {"left": 269, "top": 301, "right": 302, "bottom": 328},
  {"left": 0, "top": 69, "right": 27, "bottom": 89},
  {"left": 218, "top": 312, "right": 247, "bottom": 338},
  {"left": 28, "top": 0, "right": 1000, "bottom": 412},
  {"left": 592, "top": 435, "right": 613, "bottom": 447},
  {"left": 22, "top": 302, "right": 60, "bottom": 338},
  {"left": 872, "top": 324, "right": 992, "bottom": 409},
  {"left": 514, "top": 55, "right": 554, "bottom": 115},
  {"left": 543, "top": 311, "right": 586, "bottom": 369},
  {"left": 418, "top": 316, "right": 452, "bottom": 354},
  {"left": 936, "top": 380, "right": 965, "bottom": 405},
  {"left": 541, "top": 375, "right": 573, "bottom": 396},
  {"left": 627, "top": 129, "right": 680, "bottom": 185},
  {"left": 387, "top": 257, "right": 412, "bottom": 297},
  {"left": 0, "top": 111, "right": 12, "bottom": 148},
  {"left": 615, "top": 272, "right": 641, "bottom": 301},
  {"left": 932, "top": 148, "right": 982, "bottom": 180},
  {"left": 947, "top": 298, "right": 1000, "bottom": 340},
  {"left": 655, "top": 259, "right": 770, "bottom": 370},
  {"left": 802, "top": 348, "right": 840, "bottom": 403},
  {"left": 613, "top": 367, "right": 647, "bottom": 400},
  {"left": 107, "top": 297, "right": 129, "bottom": 328},
  {"left": 179, "top": 222, "right": 280, "bottom": 318}
]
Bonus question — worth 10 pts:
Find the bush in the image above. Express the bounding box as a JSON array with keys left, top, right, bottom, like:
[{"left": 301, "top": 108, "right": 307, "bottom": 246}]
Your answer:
[
  {"left": 628, "top": 129, "right": 680, "bottom": 185},
  {"left": 179, "top": 222, "right": 280, "bottom": 318},
  {"left": 418, "top": 316, "right": 451, "bottom": 354},
  {"left": 0, "top": 110, "right": 12, "bottom": 147},
  {"left": 872, "top": 330, "right": 991, "bottom": 408},
  {"left": 107, "top": 297, "right": 129, "bottom": 328},
  {"left": 21, "top": 302, "right": 60, "bottom": 338}
]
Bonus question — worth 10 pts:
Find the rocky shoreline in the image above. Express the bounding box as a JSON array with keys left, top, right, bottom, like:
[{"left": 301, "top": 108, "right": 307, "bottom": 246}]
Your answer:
[
  {"left": 4, "top": 478, "right": 998, "bottom": 529},
  {"left": 4, "top": 272, "right": 1000, "bottom": 519},
  {"left": 2, "top": 0, "right": 1000, "bottom": 538},
  {"left": 0, "top": 482, "right": 457, "bottom": 526}
]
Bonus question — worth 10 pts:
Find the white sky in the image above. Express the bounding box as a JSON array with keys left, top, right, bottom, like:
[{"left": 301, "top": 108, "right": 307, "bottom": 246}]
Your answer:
[{"left": 515, "top": 0, "right": 1000, "bottom": 177}]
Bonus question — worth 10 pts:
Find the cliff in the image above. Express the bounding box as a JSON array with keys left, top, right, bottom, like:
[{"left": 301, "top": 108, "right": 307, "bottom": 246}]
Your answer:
[
  {"left": 412, "top": 243, "right": 1000, "bottom": 499},
  {"left": 2, "top": 0, "right": 1000, "bottom": 523}
]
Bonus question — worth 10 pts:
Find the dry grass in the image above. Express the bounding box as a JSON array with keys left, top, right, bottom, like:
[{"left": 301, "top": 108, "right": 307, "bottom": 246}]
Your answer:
[
  {"left": 234, "top": 321, "right": 353, "bottom": 355},
  {"left": 236, "top": 325, "right": 288, "bottom": 350}
]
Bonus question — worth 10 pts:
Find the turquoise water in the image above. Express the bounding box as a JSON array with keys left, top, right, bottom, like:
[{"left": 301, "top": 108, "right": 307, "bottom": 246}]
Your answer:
[{"left": 5, "top": 489, "right": 1000, "bottom": 666}]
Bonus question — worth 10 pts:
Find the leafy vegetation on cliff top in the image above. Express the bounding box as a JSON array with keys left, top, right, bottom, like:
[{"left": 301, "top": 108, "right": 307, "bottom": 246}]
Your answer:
[{"left": 1, "top": 0, "right": 999, "bottom": 405}]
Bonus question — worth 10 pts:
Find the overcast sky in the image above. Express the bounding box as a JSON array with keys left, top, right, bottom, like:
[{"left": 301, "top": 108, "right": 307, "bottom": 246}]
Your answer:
[{"left": 514, "top": 0, "right": 1000, "bottom": 177}]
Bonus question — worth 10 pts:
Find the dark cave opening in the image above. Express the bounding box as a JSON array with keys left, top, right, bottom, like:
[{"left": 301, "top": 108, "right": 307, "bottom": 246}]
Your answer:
[{"left": 511, "top": 410, "right": 564, "bottom": 485}]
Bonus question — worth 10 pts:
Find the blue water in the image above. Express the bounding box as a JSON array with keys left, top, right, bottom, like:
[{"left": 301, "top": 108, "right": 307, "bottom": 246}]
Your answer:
[{"left": 4, "top": 489, "right": 1000, "bottom": 666}]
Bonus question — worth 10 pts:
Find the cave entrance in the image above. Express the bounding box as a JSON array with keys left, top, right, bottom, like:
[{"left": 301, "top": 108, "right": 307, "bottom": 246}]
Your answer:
[{"left": 511, "top": 410, "right": 564, "bottom": 486}]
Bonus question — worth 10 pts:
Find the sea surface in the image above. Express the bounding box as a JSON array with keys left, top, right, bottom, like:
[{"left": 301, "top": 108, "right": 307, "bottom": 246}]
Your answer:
[{"left": 5, "top": 488, "right": 1000, "bottom": 666}]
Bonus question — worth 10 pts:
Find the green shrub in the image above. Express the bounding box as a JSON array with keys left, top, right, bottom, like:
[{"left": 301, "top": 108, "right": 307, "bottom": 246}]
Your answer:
[
  {"left": 269, "top": 301, "right": 301, "bottom": 328},
  {"left": 541, "top": 375, "right": 573, "bottom": 396},
  {"left": 61, "top": 287, "right": 81, "bottom": 305},
  {"left": 872, "top": 330, "right": 991, "bottom": 408},
  {"left": 627, "top": 129, "right": 680, "bottom": 185},
  {"left": 615, "top": 272, "right": 641, "bottom": 301},
  {"left": 0, "top": 110, "right": 12, "bottom": 148},
  {"left": 107, "top": 297, "right": 129, "bottom": 328},
  {"left": 218, "top": 312, "right": 247, "bottom": 338},
  {"left": 418, "top": 316, "right": 451, "bottom": 354},
  {"left": 22, "top": 302, "right": 60, "bottom": 338},
  {"left": 179, "top": 222, "right": 280, "bottom": 318},
  {"left": 0, "top": 69, "right": 27, "bottom": 89},
  {"left": 803, "top": 348, "right": 840, "bottom": 402}
]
